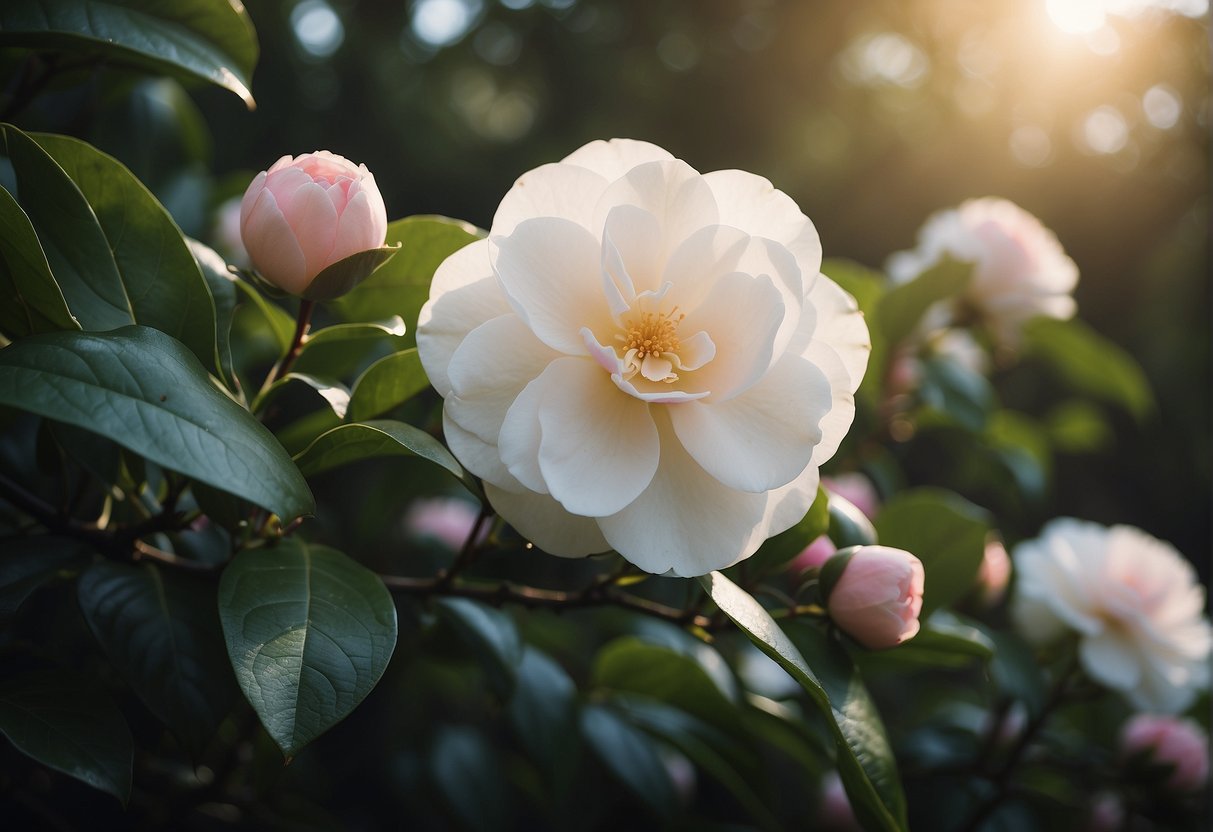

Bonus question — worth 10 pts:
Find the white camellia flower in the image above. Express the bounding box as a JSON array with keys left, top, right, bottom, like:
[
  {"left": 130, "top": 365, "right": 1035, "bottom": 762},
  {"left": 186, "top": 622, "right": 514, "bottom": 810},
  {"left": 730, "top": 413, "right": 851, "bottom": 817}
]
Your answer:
[
  {"left": 417, "top": 139, "right": 870, "bottom": 577},
  {"left": 886, "top": 197, "right": 1079, "bottom": 345},
  {"left": 1012, "top": 518, "right": 1212, "bottom": 713}
]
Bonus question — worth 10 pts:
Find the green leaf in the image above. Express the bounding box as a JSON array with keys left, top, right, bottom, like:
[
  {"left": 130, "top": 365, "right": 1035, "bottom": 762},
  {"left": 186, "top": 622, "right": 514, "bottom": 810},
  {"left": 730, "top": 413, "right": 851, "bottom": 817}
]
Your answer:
[
  {"left": 1, "top": 124, "right": 131, "bottom": 330},
  {"left": 233, "top": 278, "right": 295, "bottom": 354},
  {"left": 429, "top": 725, "right": 509, "bottom": 831},
  {"left": 875, "top": 257, "right": 972, "bottom": 348},
  {"left": 346, "top": 348, "right": 429, "bottom": 422},
  {"left": 917, "top": 355, "right": 995, "bottom": 432},
  {"left": 507, "top": 647, "right": 577, "bottom": 768},
  {"left": 874, "top": 488, "right": 990, "bottom": 617},
  {"left": 77, "top": 562, "right": 236, "bottom": 757},
  {"left": 737, "top": 486, "right": 829, "bottom": 576},
  {"left": 0, "top": 0, "right": 259, "bottom": 107},
  {"left": 0, "top": 184, "right": 77, "bottom": 337},
  {"left": 294, "top": 419, "right": 476, "bottom": 495},
  {"left": 187, "top": 238, "right": 239, "bottom": 389},
  {"left": 435, "top": 597, "right": 522, "bottom": 699},
  {"left": 253, "top": 372, "right": 350, "bottom": 420},
  {"left": 828, "top": 492, "right": 878, "bottom": 548},
  {"left": 698, "top": 571, "right": 907, "bottom": 832},
  {"left": 300, "top": 244, "right": 401, "bottom": 301},
  {"left": 32, "top": 132, "right": 220, "bottom": 375},
  {"left": 859, "top": 610, "right": 995, "bottom": 670},
  {"left": 217, "top": 539, "right": 397, "bottom": 757},
  {"left": 334, "top": 215, "right": 483, "bottom": 340},
  {"left": 0, "top": 670, "right": 133, "bottom": 803},
  {"left": 1045, "top": 399, "right": 1113, "bottom": 454},
  {"left": 784, "top": 620, "right": 908, "bottom": 832},
  {"left": 593, "top": 638, "right": 739, "bottom": 734},
  {"left": 0, "top": 536, "right": 87, "bottom": 622},
  {"left": 0, "top": 326, "right": 313, "bottom": 519},
  {"left": 1024, "top": 317, "right": 1154, "bottom": 421},
  {"left": 579, "top": 703, "right": 677, "bottom": 817},
  {"left": 292, "top": 317, "right": 407, "bottom": 379}
]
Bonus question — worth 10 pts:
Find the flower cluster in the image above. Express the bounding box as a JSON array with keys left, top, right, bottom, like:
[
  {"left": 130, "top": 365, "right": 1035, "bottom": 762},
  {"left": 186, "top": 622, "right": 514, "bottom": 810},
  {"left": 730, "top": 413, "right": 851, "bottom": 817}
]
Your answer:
[{"left": 417, "top": 139, "right": 870, "bottom": 576}]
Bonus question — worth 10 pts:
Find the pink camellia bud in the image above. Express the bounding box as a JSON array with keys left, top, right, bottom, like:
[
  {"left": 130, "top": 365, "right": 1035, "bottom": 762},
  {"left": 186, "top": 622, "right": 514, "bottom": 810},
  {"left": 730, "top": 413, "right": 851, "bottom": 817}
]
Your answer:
[
  {"left": 790, "top": 534, "right": 837, "bottom": 574},
  {"left": 240, "top": 150, "right": 388, "bottom": 296},
  {"left": 402, "top": 497, "right": 485, "bottom": 552},
  {"left": 975, "top": 535, "right": 1012, "bottom": 605},
  {"left": 1120, "top": 714, "right": 1209, "bottom": 792},
  {"left": 823, "top": 546, "right": 925, "bottom": 650}
]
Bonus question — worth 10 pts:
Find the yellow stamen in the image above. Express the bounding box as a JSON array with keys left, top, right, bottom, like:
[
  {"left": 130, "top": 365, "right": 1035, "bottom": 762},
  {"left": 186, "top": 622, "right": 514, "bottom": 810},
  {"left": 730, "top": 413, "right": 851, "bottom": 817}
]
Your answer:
[{"left": 616, "top": 307, "right": 685, "bottom": 359}]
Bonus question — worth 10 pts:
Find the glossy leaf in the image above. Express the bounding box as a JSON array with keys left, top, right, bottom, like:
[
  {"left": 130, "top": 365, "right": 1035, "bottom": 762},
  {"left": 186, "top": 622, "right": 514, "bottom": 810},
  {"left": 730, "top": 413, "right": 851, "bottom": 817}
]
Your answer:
[
  {"left": 233, "top": 278, "right": 295, "bottom": 354},
  {"left": 578, "top": 703, "right": 676, "bottom": 817},
  {"left": 292, "top": 317, "right": 407, "bottom": 379},
  {"left": 828, "top": 491, "right": 879, "bottom": 548},
  {"left": 0, "top": 536, "right": 87, "bottom": 622},
  {"left": 0, "top": 0, "right": 259, "bottom": 107},
  {"left": 254, "top": 373, "right": 350, "bottom": 420},
  {"left": 300, "top": 244, "right": 401, "bottom": 301},
  {"left": 334, "top": 215, "right": 483, "bottom": 339},
  {"left": 217, "top": 539, "right": 397, "bottom": 756},
  {"left": 917, "top": 355, "right": 995, "bottom": 432},
  {"left": 699, "top": 571, "right": 907, "bottom": 832},
  {"left": 294, "top": 419, "right": 476, "bottom": 495},
  {"left": 507, "top": 647, "right": 577, "bottom": 768},
  {"left": 0, "top": 326, "right": 313, "bottom": 520},
  {"left": 1, "top": 124, "right": 130, "bottom": 330},
  {"left": 435, "top": 597, "right": 522, "bottom": 698},
  {"left": 875, "top": 257, "right": 972, "bottom": 348},
  {"left": 187, "top": 238, "right": 239, "bottom": 389},
  {"left": 78, "top": 562, "right": 236, "bottom": 757},
  {"left": 0, "top": 671, "right": 133, "bottom": 803},
  {"left": 0, "top": 184, "right": 77, "bottom": 337},
  {"left": 429, "top": 725, "right": 508, "bottom": 831},
  {"left": 33, "top": 132, "right": 220, "bottom": 374},
  {"left": 874, "top": 488, "right": 990, "bottom": 617},
  {"left": 1024, "top": 317, "right": 1154, "bottom": 421},
  {"left": 346, "top": 348, "right": 429, "bottom": 422}
]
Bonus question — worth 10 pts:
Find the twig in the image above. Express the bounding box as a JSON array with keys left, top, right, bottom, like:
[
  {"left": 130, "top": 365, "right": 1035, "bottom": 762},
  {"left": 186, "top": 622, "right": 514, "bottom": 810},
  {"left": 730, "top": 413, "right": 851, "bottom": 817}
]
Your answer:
[{"left": 266, "top": 299, "right": 315, "bottom": 386}]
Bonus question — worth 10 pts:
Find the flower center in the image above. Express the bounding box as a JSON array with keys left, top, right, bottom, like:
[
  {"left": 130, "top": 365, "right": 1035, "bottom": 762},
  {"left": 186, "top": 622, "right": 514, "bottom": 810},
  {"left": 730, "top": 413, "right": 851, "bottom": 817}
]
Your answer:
[{"left": 616, "top": 308, "right": 685, "bottom": 384}]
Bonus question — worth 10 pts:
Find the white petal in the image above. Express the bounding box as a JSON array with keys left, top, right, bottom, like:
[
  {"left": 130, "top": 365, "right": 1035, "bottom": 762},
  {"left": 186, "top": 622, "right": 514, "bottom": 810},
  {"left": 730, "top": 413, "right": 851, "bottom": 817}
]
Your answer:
[
  {"left": 660, "top": 224, "right": 749, "bottom": 314},
  {"left": 678, "top": 330, "right": 716, "bottom": 371},
  {"left": 491, "top": 217, "right": 614, "bottom": 354},
  {"left": 484, "top": 482, "right": 611, "bottom": 557},
  {"left": 801, "top": 275, "right": 870, "bottom": 395},
  {"left": 680, "top": 271, "right": 785, "bottom": 401},
  {"left": 497, "top": 373, "right": 550, "bottom": 494},
  {"left": 561, "top": 138, "right": 675, "bottom": 182},
  {"left": 669, "top": 354, "right": 829, "bottom": 493},
  {"left": 701, "top": 168, "right": 822, "bottom": 278},
  {"left": 417, "top": 239, "right": 510, "bottom": 397},
  {"left": 442, "top": 410, "right": 523, "bottom": 492},
  {"left": 445, "top": 314, "right": 560, "bottom": 443},
  {"left": 597, "top": 411, "right": 771, "bottom": 577},
  {"left": 601, "top": 204, "right": 663, "bottom": 302},
  {"left": 490, "top": 162, "right": 610, "bottom": 239},
  {"left": 1079, "top": 631, "right": 1142, "bottom": 691},
  {"left": 591, "top": 160, "right": 718, "bottom": 273},
  {"left": 803, "top": 342, "right": 856, "bottom": 467},
  {"left": 612, "top": 374, "right": 711, "bottom": 403},
  {"left": 534, "top": 358, "right": 659, "bottom": 516}
]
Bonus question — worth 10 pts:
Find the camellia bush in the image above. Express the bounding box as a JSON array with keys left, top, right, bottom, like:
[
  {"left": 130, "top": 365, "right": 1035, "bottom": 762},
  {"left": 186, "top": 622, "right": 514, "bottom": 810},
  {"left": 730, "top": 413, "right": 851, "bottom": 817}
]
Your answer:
[{"left": 0, "top": 3, "right": 1208, "bottom": 831}]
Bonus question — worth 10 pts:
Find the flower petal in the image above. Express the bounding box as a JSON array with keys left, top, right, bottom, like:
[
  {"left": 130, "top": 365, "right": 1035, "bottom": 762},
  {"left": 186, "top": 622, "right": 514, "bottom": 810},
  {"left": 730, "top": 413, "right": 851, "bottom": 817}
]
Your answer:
[
  {"left": 329, "top": 190, "right": 379, "bottom": 262},
  {"left": 701, "top": 168, "right": 822, "bottom": 277},
  {"left": 484, "top": 482, "right": 612, "bottom": 557},
  {"left": 801, "top": 274, "right": 871, "bottom": 395},
  {"left": 669, "top": 353, "right": 829, "bottom": 493},
  {"left": 802, "top": 341, "right": 856, "bottom": 467},
  {"left": 491, "top": 217, "right": 614, "bottom": 354},
  {"left": 597, "top": 410, "right": 772, "bottom": 576},
  {"left": 442, "top": 410, "right": 523, "bottom": 492},
  {"left": 534, "top": 358, "right": 659, "bottom": 516},
  {"left": 240, "top": 188, "right": 309, "bottom": 293},
  {"left": 280, "top": 181, "right": 339, "bottom": 280},
  {"left": 491, "top": 162, "right": 611, "bottom": 238},
  {"left": 446, "top": 314, "right": 561, "bottom": 443},
  {"left": 1079, "top": 631, "right": 1142, "bottom": 691},
  {"left": 601, "top": 204, "right": 662, "bottom": 307},
  {"left": 561, "top": 138, "right": 675, "bottom": 182},
  {"left": 417, "top": 239, "right": 512, "bottom": 397}
]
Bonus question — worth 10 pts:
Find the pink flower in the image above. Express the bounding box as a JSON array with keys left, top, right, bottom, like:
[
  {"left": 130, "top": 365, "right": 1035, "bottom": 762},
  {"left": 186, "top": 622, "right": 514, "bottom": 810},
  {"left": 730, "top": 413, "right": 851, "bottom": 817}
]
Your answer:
[
  {"left": 1120, "top": 714, "right": 1209, "bottom": 792},
  {"left": 975, "top": 535, "right": 1012, "bottom": 605},
  {"left": 240, "top": 150, "right": 388, "bottom": 295},
  {"left": 822, "top": 472, "right": 880, "bottom": 520},
  {"left": 818, "top": 772, "right": 861, "bottom": 831},
  {"left": 403, "top": 497, "right": 483, "bottom": 551},
  {"left": 826, "top": 545, "right": 925, "bottom": 650}
]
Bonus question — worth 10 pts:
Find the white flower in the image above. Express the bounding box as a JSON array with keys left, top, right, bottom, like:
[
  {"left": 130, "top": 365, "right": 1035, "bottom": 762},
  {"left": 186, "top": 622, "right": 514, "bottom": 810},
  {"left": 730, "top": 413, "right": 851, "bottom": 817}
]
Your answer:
[
  {"left": 886, "top": 197, "right": 1078, "bottom": 345},
  {"left": 1012, "top": 518, "right": 1212, "bottom": 713},
  {"left": 417, "top": 139, "right": 869, "bottom": 577}
]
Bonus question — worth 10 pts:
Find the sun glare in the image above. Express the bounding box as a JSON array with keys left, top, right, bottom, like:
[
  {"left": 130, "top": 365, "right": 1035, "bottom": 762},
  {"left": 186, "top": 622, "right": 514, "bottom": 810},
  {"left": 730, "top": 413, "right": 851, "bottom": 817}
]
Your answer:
[{"left": 1046, "top": 0, "right": 1209, "bottom": 35}]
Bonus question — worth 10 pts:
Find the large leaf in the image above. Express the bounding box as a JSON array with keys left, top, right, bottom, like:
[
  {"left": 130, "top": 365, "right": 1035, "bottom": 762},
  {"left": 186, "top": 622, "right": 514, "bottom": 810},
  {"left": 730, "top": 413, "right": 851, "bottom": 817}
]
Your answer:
[
  {"left": 578, "top": 703, "right": 677, "bottom": 818},
  {"left": 33, "top": 132, "right": 220, "bottom": 374},
  {"left": 187, "top": 237, "right": 239, "bottom": 389},
  {"left": 346, "top": 348, "right": 429, "bottom": 422},
  {"left": 0, "top": 184, "right": 77, "bottom": 337},
  {"left": 435, "top": 597, "right": 522, "bottom": 699},
  {"left": 874, "top": 488, "right": 990, "bottom": 617},
  {"left": 699, "top": 571, "right": 907, "bottom": 832},
  {"left": 0, "top": 670, "right": 133, "bottom": 803},
  {"left": 292, "top": 317, "right": 407, "bottom": 379},
  {"left": 1024, "top": 317, "right": 1154, "bottom": 421},
  {"left": 0, "top": 0, "right": 259, "bottom": 107},
  {"left": 0, "top": 536, "right": 88, "bottom": 622},
  {"left": 429, "top": 725, "right": 509, "bottom": 832},
  {"left": 217, "top": 539, "right": 397, "bottom": 757},
  {"left": 507, "top": 647, "right": 577, "bottom": 768},
  {"left": 875, "top": 257, "right": 972, "bottom": 348},
  {"left": 0, "top": 326, "right": 313, "bottom": 519},
  {"left": 334, "top": 215, "right": 483, "bottom": 339},
  {"left": 1, "top": 124, "right": 130, "bottom": 330},
  {"left": 77, "top": 562, "right": 236, "bottom": 757},
  {"left": 294, "top": 419, "right": 477, "bottom": 495}
]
